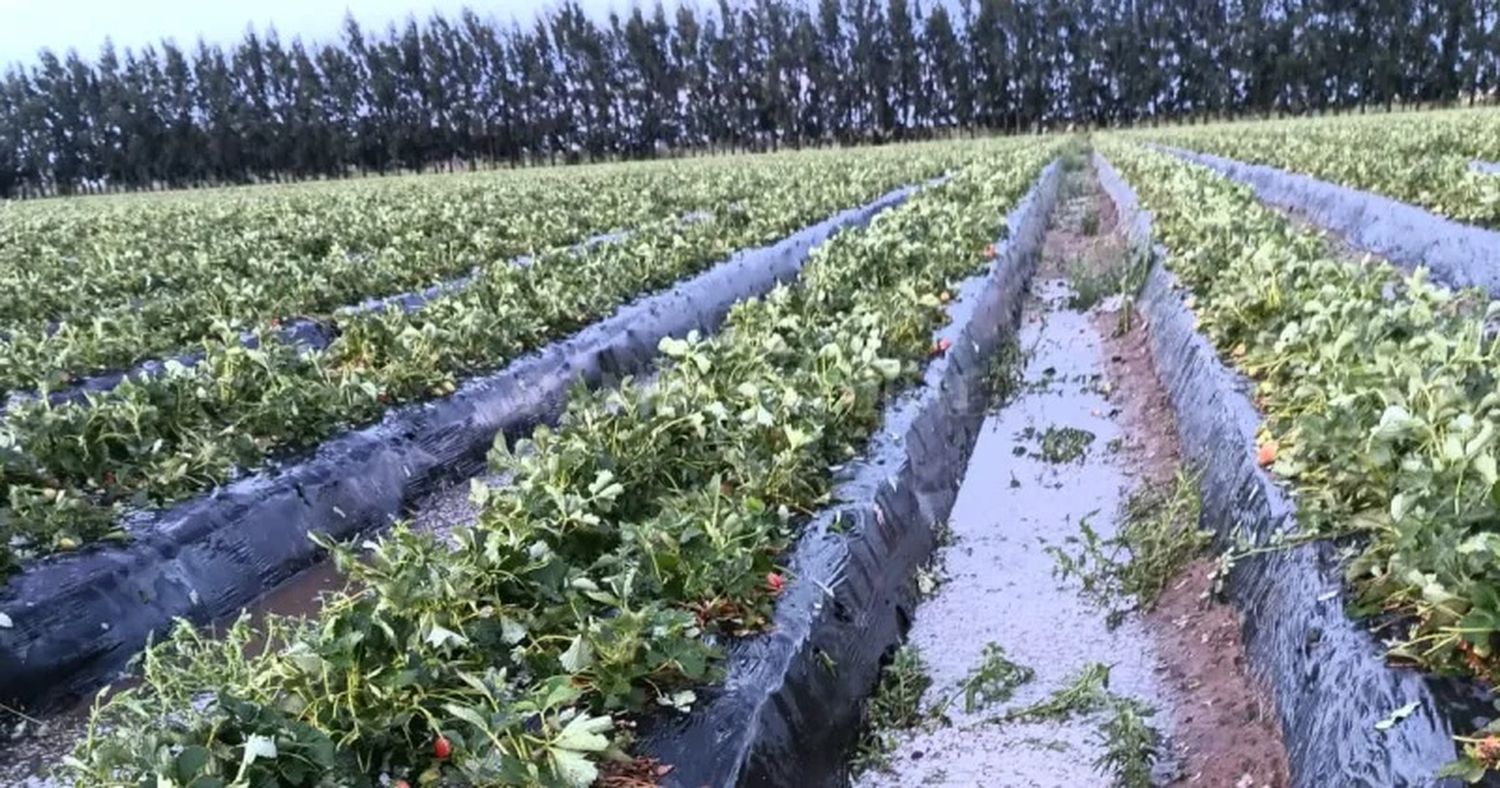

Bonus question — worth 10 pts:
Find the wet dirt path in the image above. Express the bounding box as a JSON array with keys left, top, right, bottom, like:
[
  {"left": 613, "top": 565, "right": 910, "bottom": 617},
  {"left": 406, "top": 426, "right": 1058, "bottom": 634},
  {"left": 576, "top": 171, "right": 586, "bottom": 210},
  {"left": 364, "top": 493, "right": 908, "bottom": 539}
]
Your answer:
[{"left": 854, "top": 162, "right": 1289, "bottom": 788}]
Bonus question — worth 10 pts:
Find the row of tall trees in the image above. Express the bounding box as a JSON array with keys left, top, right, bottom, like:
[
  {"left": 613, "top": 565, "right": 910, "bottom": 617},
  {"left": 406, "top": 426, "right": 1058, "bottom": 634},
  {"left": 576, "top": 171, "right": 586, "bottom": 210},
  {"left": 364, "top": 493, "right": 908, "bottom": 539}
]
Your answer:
[{"left": 1, "top": 0, "right": 1494, "bottom": 196}]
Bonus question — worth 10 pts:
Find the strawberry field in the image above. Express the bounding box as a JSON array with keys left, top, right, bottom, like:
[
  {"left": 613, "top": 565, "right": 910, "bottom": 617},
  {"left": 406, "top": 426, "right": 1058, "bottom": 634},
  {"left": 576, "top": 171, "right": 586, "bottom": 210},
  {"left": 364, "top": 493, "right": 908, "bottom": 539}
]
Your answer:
[
  {"left": 9, "top": 109, "right": 1500, "bottom": 787},
  {"left": 1098, "top": 130, "right": 1500, "bottom": 780},
  {"left": 0, "top": 144, "right": 982, "bottom": 573},
  {"left": 1100, "top": 137, "right": 1500, "bottom": 689},
  {"left": 22, "top": 138, "right": 1061, "bottom": 785}
]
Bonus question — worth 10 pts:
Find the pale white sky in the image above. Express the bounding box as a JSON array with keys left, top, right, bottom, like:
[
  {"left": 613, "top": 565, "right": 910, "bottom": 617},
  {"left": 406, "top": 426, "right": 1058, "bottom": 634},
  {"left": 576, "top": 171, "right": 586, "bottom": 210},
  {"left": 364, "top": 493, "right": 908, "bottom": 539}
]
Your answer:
[{"left": 0, "top": 0, "right": 661, "bottom": 65}]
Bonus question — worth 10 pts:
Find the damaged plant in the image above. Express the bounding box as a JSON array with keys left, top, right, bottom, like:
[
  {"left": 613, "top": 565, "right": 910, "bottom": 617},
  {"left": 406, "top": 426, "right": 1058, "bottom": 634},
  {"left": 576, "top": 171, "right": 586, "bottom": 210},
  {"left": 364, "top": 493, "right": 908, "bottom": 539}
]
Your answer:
[
  {"left": 959, "top": 643, "right": 1036, "bottom": 714},
  {"left": 989, "top": 660, "right": 1162, "bottom": 787},
  {"left": 1048, "top": 471, "right": 1210, "bottom": 627},
  {"left": 983, "top": 337, "right": 1025, "bottom": 413},
  {"left": 1037, "top": 426, "right": 1096, "bottom": 464},
  {"left": 999, "top": 662, "right": 1112, "bottom": 723},
  {"left": 1094, "top": 696, "right": 1162, "bottom": 788},
  {"left": 851, "top": 645, "right": 941, "bottom": 775}
]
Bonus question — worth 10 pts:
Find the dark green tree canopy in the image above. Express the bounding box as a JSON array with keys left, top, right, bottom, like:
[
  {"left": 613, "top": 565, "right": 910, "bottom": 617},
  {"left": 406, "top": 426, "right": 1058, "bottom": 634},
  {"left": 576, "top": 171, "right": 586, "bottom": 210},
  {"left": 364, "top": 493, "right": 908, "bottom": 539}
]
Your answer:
[{"left": 0, "top": 0, "right": 1492, "bottom": 196}]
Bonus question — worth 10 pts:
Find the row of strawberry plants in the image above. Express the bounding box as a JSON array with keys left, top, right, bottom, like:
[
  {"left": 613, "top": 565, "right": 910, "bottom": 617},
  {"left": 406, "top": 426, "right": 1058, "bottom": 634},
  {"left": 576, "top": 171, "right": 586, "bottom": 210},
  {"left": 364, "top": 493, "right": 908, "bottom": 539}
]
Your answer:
[
  {"left": 0, "top": 153, "right": 849, "bottom": 329},
  {"left": 0, "top": 145, "right": 976, "bottom": 572},
  {"left": 1136, "top": 107, "right": 1500, "bottom": 229},
  {"left": 0, "top": 155, "right": 827, "bottom": 397},
  {"left": 58, "top": 138, "right": 1060, "bottom": 787},
  {"left": 0, "top": 163, "right": 680, "bottom": 328},
  {"left": 1099, "top": 138, "right": 1500, "bottom": 778}
]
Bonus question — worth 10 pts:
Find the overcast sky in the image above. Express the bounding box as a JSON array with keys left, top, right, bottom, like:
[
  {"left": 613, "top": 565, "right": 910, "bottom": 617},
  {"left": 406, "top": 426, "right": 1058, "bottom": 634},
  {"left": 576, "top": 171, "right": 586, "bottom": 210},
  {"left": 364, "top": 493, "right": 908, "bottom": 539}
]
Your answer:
[{"left": 0, "top": 0, "right": 657, "bottom": 65}]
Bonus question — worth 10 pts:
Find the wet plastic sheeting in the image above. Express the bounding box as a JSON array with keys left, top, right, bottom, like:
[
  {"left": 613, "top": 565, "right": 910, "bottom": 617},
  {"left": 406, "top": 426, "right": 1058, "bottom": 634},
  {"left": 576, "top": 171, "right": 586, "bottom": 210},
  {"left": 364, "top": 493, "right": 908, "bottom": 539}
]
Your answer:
[
  {"left": 640, "top": 162, "right": 1061, "bottom": 788},
  {"left": 1095, "top": 152, "right": 1463, "bottom": 787},
  {"left": 0, "top": 185, "right": 917, "bottom": 713},
  {"left": 1153, "top": 144, "right": 1500, "bottom": 298},
  {"left": 1472, "top": 160, "right": 1500, "bottom": 176}
]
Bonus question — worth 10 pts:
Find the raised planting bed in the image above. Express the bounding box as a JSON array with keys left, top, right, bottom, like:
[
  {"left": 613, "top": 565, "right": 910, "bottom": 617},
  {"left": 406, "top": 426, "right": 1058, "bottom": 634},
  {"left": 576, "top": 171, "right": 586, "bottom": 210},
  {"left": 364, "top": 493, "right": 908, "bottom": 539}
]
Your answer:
[
  {"left": 641, "top": 160, "right": 1061, "bottom": 788},
  {"left": 0, "top": 154, "right": 868, "bottom": 400},
  {"left": 1135, "top": 111, "right": 1500, "bottom": 231},
  {"left": 1151, "top": 144, "right": 1500, "bottom": 298},
  {"left": 9, "top": 221, "right": 682, "bottom": 413},
  {"left": 0, "top": 181, "right": 921, "bottom": 714},
  {"left": 0, "top": 172, "right": 698, "bottom": 397},
  {"left": 0, "top": 155, "right": 959, "bottom": 574},
  {"left": 1096, "top": 147, "right": 1482, "bottom": 786},
  {"left": 55, "top": 141, "right": 1062, "bottom": 788}
]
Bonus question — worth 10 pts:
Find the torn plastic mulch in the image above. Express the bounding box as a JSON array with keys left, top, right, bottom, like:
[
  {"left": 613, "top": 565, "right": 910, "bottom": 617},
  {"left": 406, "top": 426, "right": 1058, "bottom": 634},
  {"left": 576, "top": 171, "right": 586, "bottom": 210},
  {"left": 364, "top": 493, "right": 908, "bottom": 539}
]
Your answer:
[
  {"left": 1095, "top": 151, "right": 1466, "bottom": 787},
  {"left": 1152, "top": 144, "right": 1500, "bottom": 300},
  {"left": 0, "top": 187, "right": 916, "bottom": 714},
  {"left": 639, "top": 161, "right": 1061, "bottom": 788}
]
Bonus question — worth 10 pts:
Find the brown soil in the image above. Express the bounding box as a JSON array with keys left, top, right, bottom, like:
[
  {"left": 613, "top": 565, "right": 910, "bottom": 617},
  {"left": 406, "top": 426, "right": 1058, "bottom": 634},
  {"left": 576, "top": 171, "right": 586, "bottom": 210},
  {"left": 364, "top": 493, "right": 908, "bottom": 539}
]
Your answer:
[
  {"left": 1089, "top": 187, "right": 1291, "bottom": 787},
  {"left": 1150, "top": 560, "right": 1288, "bottom": 787},
  {"left": 1038, "top": 164, "right": 1127, "bottom": 280}
]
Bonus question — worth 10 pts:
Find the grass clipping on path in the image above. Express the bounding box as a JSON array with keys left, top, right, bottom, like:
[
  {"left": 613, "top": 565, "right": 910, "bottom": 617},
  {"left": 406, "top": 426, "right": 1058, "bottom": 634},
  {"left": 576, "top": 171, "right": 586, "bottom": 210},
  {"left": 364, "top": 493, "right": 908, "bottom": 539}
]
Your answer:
[
  {"left": 959, "top": 643, "right": 1035, "bottom": 714},
  {"left": 1038, "top": 425, "right": 1096, "bottom": 464},
  {"left": 1048, "top": 470, "right": 1210, "bottom": 627},
  {"left": 853, "top": 648, "right": 1162, "bottom": 786},
  {"left": 852, "top": 645, "right": 940, "bottom": 775},
  {"left": 852, "top": 435, "right": 1187, "bottom": 784},
  {"left": 852, "top": 642, "right": 1036, "bottom": 775},
  {"left": 997, "top": 662, "right": 1161, "bottom": 788}
]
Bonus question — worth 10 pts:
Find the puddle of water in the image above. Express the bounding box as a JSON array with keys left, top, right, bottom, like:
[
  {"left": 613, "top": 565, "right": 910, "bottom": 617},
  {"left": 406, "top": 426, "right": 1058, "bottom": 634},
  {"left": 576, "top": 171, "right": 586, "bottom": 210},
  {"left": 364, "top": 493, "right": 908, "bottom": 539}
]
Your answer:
[
  {"left": 236, "top": 556, "right": 349, "bottom": 622},
  {"left": 856, "top": 279, "right": 1179, "bottom": 787}
]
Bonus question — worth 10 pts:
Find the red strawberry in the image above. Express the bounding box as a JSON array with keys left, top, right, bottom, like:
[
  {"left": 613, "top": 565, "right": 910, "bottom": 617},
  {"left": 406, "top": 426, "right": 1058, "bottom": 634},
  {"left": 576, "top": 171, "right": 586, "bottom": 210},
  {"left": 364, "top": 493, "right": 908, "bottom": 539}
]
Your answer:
[
  {"left": 1257, "top": 440, "right": 1278, "bottom": 468},
  {"left": 433, "top": 736, "right": 452, "bottom": 760},
  {"left": 766, "top": 572, "right": 785, "bottom": 595},
  {"left": 931, "top": 338, "right": 953, "bottom": 356},
  {"left": 1478, "top": 735, "right": 1500, "bottom": 764}
]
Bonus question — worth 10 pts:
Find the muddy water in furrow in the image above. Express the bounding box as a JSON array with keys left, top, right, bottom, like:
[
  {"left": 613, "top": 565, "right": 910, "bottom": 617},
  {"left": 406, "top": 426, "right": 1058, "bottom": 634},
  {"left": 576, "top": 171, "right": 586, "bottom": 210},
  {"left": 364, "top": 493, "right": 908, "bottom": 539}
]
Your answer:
[{"left": 854, "top": 162, "right": 1289, "bottom": 788}]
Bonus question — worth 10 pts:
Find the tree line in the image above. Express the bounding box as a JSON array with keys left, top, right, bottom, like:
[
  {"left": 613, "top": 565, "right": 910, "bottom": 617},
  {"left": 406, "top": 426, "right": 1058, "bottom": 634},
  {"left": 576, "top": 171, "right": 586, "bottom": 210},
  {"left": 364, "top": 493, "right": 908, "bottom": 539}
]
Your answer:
[{"left": 0, "top": 0, "right": 1493, "bottom": 197}]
